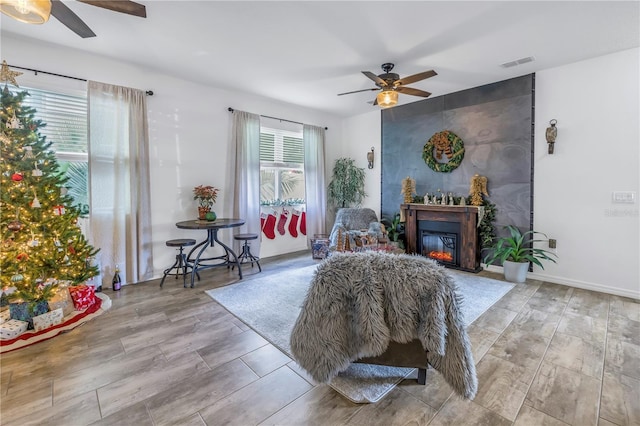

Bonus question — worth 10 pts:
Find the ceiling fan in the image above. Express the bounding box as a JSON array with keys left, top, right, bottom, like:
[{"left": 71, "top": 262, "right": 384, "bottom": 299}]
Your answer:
[
  {"left": 0, "top": 0, "right": 146, "bottom": 38},
  {"left": 338, "top": 63, "right": 437, "bottom": 108}
]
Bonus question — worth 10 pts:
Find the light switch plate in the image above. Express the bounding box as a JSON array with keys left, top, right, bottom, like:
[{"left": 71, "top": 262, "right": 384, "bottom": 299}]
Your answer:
[{"left": 612, "top": 191, "right": 636, "bottom": 204}]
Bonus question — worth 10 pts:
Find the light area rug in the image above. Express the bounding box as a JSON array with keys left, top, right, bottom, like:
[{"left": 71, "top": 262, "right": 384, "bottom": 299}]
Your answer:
[{"left": 206, "top": 263, "right": 514, "bottom": 403}]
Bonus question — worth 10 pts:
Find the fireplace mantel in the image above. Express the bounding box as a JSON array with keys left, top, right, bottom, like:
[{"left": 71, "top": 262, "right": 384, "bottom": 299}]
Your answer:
[{"left": 401, "top": 203, "right": 482, "bottom": 272}]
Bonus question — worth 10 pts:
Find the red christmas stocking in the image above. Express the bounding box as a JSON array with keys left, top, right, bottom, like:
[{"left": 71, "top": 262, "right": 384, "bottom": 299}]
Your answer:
[
  {"left": 288, "top": 209, "right": 300, "bottom": 238},
  {"left": 300, "top": 211, "right": 306, "bottom": 236},
  {"left": 261, "top": 212, "right": 276, "bottom": 239},
  {"left": 277, "top": 209, "right": 289, "bottom": 236}
]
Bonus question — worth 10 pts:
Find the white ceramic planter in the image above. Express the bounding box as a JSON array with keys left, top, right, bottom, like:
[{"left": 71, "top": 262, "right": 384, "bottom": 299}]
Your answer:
[{"left": 503, "top": 260, "right": 529, "bottom": 283}]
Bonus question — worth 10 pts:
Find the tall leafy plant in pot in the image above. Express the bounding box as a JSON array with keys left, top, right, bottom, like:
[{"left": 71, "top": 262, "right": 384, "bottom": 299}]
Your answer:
[
  {"left": 327, "top": 158, "right": 366, "bottom": 209},
  {"left": 381, "top": 212, "right": 405, "bottom": 248},
  {"left": 483, "top": 225, "right": 557, "bottom": 283}
]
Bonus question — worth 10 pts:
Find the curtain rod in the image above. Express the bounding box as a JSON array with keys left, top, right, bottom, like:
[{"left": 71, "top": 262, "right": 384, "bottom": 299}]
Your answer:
[
  {"left": 8, "top": 64, "right": 154, "bottom": 96},
  {"left": 228, "top": 107, "right": 327, "bottom": 130}
]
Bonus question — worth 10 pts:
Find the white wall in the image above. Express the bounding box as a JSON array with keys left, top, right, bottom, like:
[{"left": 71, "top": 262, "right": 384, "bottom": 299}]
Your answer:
[
  {"left": 532, "top": 48, "right": 639, "bottom": 299},
  {"left": 2, "top": 34, "right": 342, "bottom": 282},
  {"left": 328, "top": 48, "right": 640, "bottom": 299},
  {"left": 330, "top": 110, "right": 382, "bottom": 222}
]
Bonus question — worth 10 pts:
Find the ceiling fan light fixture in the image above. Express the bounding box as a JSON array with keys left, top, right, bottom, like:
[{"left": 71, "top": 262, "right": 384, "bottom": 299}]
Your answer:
[
  {"left": 0, "top": 0, "right": 51, "bottom": 24},
  {"left": 377, "top": 90, "right": 398, "bottom": 108}
]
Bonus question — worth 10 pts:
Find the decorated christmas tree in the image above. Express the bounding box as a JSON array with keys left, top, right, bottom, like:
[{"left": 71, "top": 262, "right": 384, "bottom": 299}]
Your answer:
[{"left": 0, "top": 62, "right": 99, "bottom": 306}]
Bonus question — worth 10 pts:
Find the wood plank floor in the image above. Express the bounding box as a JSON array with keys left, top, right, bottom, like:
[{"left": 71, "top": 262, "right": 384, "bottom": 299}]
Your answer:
[{"left": 1, "top": 251, "right": 638, "bottom": 426}]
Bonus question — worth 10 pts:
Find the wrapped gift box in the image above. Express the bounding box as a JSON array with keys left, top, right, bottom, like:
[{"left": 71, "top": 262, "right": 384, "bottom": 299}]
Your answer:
[
  {"left": 68, "top": 285, "right": 96, "bottom": 311},
  {"left": 9, "top": 301, "right": 49, "bottom": 329},
  {"left": 311, "top": 238, "right": 331, "bottom": 259},
  {"left": 33, "top": 308, "right": 64, "bottom": 332},
  {"left": 0, "top": 319, "right": 29, "bottom": 340},
  {"left": 48, "top": 288, "right": 75, "bottom": 317}
]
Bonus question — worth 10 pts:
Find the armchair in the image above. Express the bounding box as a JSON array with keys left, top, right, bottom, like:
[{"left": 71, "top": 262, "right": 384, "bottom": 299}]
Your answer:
[{"left": 328, "top": 208, "right": 383, "bottom": 248}]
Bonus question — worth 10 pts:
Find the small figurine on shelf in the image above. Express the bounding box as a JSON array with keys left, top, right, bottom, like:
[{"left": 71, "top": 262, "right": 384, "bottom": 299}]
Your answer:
[
  {"left": 424, "top": 193, "right": 430, "bottom": 205},
  {"left": 441, "top": 193, "right": 447, "bottom": 205},
  {"left": 112, "top": 265, "right": 122, "bottom": 291},
  {"left": 448, "top": 193, "right": 455, "bottom": 206}
]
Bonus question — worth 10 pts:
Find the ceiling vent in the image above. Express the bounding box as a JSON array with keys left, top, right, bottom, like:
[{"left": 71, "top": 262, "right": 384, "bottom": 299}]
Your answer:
[{"left": 500, "top": 56, "right": 535, "bottom": 68}]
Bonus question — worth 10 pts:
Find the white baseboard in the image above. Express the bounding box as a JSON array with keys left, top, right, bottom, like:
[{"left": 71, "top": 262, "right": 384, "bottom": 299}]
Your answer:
[{"left": 481, "top": 264, "right": 640, "bottom": 300}]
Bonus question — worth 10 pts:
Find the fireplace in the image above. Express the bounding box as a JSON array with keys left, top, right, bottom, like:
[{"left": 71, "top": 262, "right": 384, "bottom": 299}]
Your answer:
[
  {"left": 402, "top": 204, "right": 482, "bottom": 273},
  {"left": 419, "top": 221, "right": 460, "bottom": 267}
]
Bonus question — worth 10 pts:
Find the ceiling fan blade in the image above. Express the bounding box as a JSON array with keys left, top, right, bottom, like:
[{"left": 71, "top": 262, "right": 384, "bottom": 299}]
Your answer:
[
  {"left": 50, "top": 0, "right": 96, "bottom": 38},
  {"left": 77, "top": 0, "right": 147, "bottom": 18},
  {"left": 337, "top": 88, "right": 379, "bottom": 96},
  {"left": 362, "top": 71, "right": 387, "bottom": 87},
  {"left": 396, "top": 86, "right": 432, "bottom": 97},
  {"left": 396, "top": 70, "right": 437, "bottom": 86}
]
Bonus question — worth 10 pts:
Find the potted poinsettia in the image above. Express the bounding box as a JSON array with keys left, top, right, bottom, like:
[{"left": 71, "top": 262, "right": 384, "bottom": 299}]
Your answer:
[
  {"left": 483, "top": 225, "right": 557, "bottom": 283},
  {"left": 193, "top": 185, "right": 219, "bottom": 220}
]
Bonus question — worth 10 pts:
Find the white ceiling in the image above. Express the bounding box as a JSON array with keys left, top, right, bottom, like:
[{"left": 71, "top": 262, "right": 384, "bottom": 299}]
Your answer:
[{"left": 1, "top": 1, "right": 639, "bottom": 117}]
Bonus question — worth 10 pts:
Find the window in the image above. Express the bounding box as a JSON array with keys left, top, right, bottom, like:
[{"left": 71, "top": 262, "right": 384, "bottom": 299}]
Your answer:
[
  {"left": 259, "top": 126, "right": 305, "bottom": 206},
  {"left": 22, "top": 86, "right": 89, "bottom": 215}
]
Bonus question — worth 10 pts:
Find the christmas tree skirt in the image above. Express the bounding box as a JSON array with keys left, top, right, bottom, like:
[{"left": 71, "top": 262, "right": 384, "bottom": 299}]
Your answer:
[{"left": 0, "top": 293, "right": 111, "bottom": 353}]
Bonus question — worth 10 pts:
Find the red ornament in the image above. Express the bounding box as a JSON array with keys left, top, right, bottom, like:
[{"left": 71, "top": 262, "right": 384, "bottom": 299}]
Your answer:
[
  {"left": 68, "top": 245, "right": 76, "bottom": 255},
  {"left": 16, "top": 252, "right": 29, "bottom": 261},
  {"left": 11, "top": 173, "right": 23, "bottom": 182},
  {"left": 52, "top": 205, "right": 65, "bottom": 215}
]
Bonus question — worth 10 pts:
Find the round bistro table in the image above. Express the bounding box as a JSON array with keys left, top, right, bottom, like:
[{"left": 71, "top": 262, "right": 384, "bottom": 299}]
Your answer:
[{"left": 176, "top": 218, "right": 245, "bottom": 286}]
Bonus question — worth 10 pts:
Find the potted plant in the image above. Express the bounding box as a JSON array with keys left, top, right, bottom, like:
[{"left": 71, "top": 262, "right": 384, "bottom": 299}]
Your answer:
[
  {"left": 381, "top": 212, "right": 405, "bottom": 249},
  {"left": 483, "top": 225, "right": 557, "bottom": 283},
  {"left": 193, "top": 185, "right": 219, "bottom": 220},
  {"left": 327, "top": 158, "right": 366, "bottom": 210}
]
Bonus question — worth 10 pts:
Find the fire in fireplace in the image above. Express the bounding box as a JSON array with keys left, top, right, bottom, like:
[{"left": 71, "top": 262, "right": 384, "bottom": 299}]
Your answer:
[
  {"left": 418, "top": 221, "right": 460, "bottom": 267},
  {"left": 422, "top": 231, "right": 457, "bottom": 265}
]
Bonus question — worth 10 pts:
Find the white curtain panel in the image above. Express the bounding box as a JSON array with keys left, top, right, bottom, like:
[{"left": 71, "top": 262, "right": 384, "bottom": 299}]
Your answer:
[
  {"left": 303, "top": 124, "right": 327, "bottom": 244},
  {"left": 231, "top": 110, "right": 261, "bottom": 256},
  {"left": 88, "top": 81, "right": 153, "bottom": 286}
]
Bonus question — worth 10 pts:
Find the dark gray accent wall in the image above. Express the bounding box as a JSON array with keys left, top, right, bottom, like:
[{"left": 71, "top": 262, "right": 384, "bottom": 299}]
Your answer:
[{"left": 381, "top": 74, "right": 534, "bottom": 234}]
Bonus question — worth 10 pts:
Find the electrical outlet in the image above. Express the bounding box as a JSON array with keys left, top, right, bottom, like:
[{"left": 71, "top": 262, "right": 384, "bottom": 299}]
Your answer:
[
  {"left": 548, "top": 239, "right": 557, "bottom": 249},
  {"left": 612, "top": 191, "right": 636, "bottom": 204}
]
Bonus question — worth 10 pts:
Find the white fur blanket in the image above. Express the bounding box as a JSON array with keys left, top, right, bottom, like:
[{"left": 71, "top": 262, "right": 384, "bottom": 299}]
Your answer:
[{"left": 290, "top": 251, "right": 478, "bottom": 399}]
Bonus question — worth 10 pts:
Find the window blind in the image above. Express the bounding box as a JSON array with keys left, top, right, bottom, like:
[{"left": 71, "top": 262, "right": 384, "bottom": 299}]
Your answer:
[
  {"left": 259, "top": 133, "right": 275, "bottom": 162},
  {"left": 259, "top": 127, "right": 303, "bottom": 164},
  {"left": 21, "top": 87, "right": 88, "bottom": 155},
  {"left": 283, "top": 135, "right": 304, "bottom": 163}
]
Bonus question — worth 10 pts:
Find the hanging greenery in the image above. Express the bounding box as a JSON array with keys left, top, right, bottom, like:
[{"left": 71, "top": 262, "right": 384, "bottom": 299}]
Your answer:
[
  {"left": 478, "top": 198, "right": 497, "bottom": 250},
  {"left": 327, "top": 158, "right": 366, "bottom": 209},
  {"left": 422, "top": 130, "right": 465, "bottom": 173}
]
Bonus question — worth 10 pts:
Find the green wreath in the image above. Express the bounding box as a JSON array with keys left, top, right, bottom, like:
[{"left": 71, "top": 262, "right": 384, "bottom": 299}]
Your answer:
[{"left": 422, "top": 130, "right": 465, "bottom": 173}]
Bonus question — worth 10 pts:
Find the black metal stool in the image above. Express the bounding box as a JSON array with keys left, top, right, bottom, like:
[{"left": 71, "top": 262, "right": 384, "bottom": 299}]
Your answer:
[
  {"left": 160, "top": 239, "right": 200, "bottom": 288},
  {"left": 233, "top": 233, "right": 261, "bottom": 272}
]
